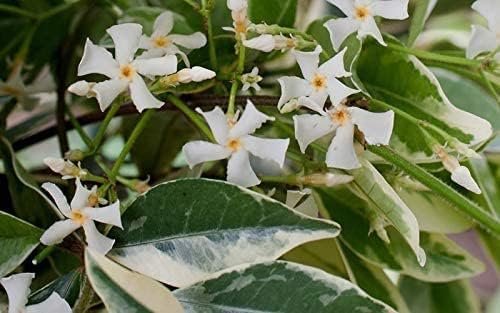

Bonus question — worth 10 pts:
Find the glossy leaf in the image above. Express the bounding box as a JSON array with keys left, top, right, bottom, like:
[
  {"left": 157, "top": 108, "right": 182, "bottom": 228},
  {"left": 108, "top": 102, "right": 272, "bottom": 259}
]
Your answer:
[
  {"left": 29, "top": 270, "right": 82, "bottom": 307},
  {"left": 407, "top": 0, "right": 437, "bottom": 46}
]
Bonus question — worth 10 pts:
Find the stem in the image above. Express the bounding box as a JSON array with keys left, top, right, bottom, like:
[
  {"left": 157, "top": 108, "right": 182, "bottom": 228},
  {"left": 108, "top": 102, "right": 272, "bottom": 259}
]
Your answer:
[
  {"left": 72, "top": 274, "right": 95, "bottom": 313},
  {"left": 38, "top": 1, "right": 79, "bottom": 20},
  {"left": 182, "top": 0, "right": 200, "bottom": 9},
  {"left": 261, "top": 175, "right": 300, "bottom": 185},
  {"left": 201, "top": 0, "right": 218, "bottom": 70},
  {"left": 167, "top": 94, "right": 214, "bottom": 141},
  {"left": 32, "top": 246, "right": 55, "bottom": 265},
  {"left": 368, "top": 145, "right": 500, "bottom": 236},
  {"left": 227, "top": 43, "right": 246, "bottom": 116},
  {"left": 109, "top": 109, "right": 155, "bottom": 181},
  {"left": 0, "top": 4, "right": 36, "bottom": 18},
  {"left": 479, "top": 68, "right": 500, "bottom": 105},
  {"left": 89, "top": 100, "right": 121, "bottom": 154},
  {"left": 66, "top": 106, "right": 93, "bottom": 148},
  {"left": 387, "top": 43, "right": 481, "bottom": 67}
]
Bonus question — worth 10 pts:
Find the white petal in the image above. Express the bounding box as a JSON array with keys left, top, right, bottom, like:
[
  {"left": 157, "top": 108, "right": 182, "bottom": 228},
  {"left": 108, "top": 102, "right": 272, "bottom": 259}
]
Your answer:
[
  {"left": 308, "top": 90, "right": 329, "bottom": 110},
  {"left": 82, "top": 201, "right": 122, "bottom": 228},
  {"left": 42, "top": 183, "right": 71, "bottom": 217},
  {"left": 137, "top": 48, "right": 165, "bottom": 59},
  {"left": 107, "top": 23, "right": 143, "bottom": 65},
  {"left": 227, "top": 0, "right": 247, "bottom": 11},
  {"left": 318, "top": 47, "right": 351, "bottom": 78},
  {"left": 451, "top": 166, "right": 481, "bottom": 194},
  {"left": 466, "top": 25, "right": 497, "bottom": 59},
  {"left": 327, "top": 77, "right": 359, "bottom": 106},
  {"left": 359, "top": 16, "right": 385, "bottom": 46},
  {"left": 170, "top": 32, "right": 207, "bottom": 49},
  {"left": 324, "top": 18, "right": 360, "bottom": 51},
  {"left": 70, "top": 179, "right": 94, "bottom": 209},
  {"left": 242, "top": 135, "right": 290, "bottom": 168},
  {"left": 78, "top": 39, "right": 120, "bottom": 78},
  {"left": 326, "top": 122, "right": 360, "bottom": 169},
  {"left": 196, "top": 106, "right": 229, "bottom": 144},
  {"left": 40, "top": 220, "right": 80, "bottom": 246},
  {"left": 229, "top": 100, "right": 273, "bottom": 138},
  {"left": 129, "top": 74, "right": 163, "bottom": 112},
  {"left": 472, "top": 0, "right": 500, "bottom": 32},
  {"left": 297, "top": 96, "right": 327, "bottom": 115},
  {"left": 133, "top": 55, "right": 177, "bottom": 77},
  {"left": 349, "top": 107, "right": 394, "bottom": 145},
  {"left": 277, "top": 76, "right": 312, "bottom": 110},
  {"left": 325, "top": 0, "right": 355, "bottom": 15},
  {"left": 139, "top": 35, "right": 154, "bottom": 50},
  {"left": 0, "top": 273, "right": 33, "bottom": 313},
  {"left": 227, "top": 149, "right": 260, "bottom": 187},
  {"left": 43, "top": 157, "right": 66, "bottom": 173},
  {"left": 152, "top": 11, "right": 174, "bottom": 37},
  {"left": 83, "top": 220, "right": 115, "bottom": 255},
  {"left": 370, "top": 0, "right": 409, "bottom": 20},
  {"left": 182, "top": 141, "right": 231, "bottom": 168},
  {"left": 26, "top": 293, "right": 72, "bottom": 313},
  {"left": 292, "top": 46, "right": 322, "bottom": 80},
  {"left": 293, "top": 114, "right": 337, "bottom": 152},
  {"left": 68, "top": 80, "right": 92, "bottom": 97},
  {"left": 92, "top": 79, "right": 128, "bottom": 111},
  {"left": 243, "top": 34, "right": 275, "bottom": 52}
]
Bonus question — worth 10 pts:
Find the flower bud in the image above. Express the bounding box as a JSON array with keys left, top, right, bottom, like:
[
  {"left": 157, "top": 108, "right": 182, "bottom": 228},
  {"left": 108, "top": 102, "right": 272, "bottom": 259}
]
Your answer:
[
  {"left": 434, "top": 145, "right": 481, "bottom": 194},
  {"left": 300, "top": 172, "right": 353, "bottom": 187},
  {"left": 65, "top": 149, "right": 85, "bottom": 161},
  {"left": 243, "top": 35, "right": 275, "bottom": 52},
  {"left": 68, "top": 80, "right": 95, "bottom": 97},
  {"left": 44, "top": 157, "right": 87, "bottom": 180},
  {"left": 177, "top": 67, "right": 216, "bottom": 83}
]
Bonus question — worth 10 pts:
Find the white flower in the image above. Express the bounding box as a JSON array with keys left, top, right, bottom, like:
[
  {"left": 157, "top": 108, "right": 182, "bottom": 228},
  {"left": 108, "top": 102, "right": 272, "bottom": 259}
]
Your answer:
[
  {"left": 277, "top": 46, "right": 359, "bottom": 112},
  {"left": 294, "top": 102, "right": 394, "bottom": 169},
  {"left": 243, "top": 34, "right": 297, "bottom": 52},
  {"left": 0, "top": 273, "right": 71, "bottom": 313},
  {"left": 324, "top": 0, "right": 409, "bottom": 50},
  {"left": 435, "top": 146, "right": 481, "bottom": 194},
  {"left": 176, "top": 67, "right": 216, "bottom": 83},
  {"left": 182, "top": 100, "right": 290, "bottom": 187},
  {"left": 0, "top": 65, "right": 55, "bottom": 110},
  {"left": 76, "top": 23, "right": 178, "bottom": 112},
  {"left": 40, "top": 179, "right": 122, "bottom": 254},
  {"left": 241, "top": 67, "right": 262, "bottom": 91},
  {"left": 223, "top": 0, "right": 250, "bottom": 38},
  {"left": 138, "top": 11, "right": 207, "bottom": 67},
  {"left": 286, "top": 189, "right": 319, "bottom": 217},
  {"left": 44, "top": 157, "right": 87, "bottom": 180},
  {"left": 466, "top": 0, "right": 500, "bottom": 60}
]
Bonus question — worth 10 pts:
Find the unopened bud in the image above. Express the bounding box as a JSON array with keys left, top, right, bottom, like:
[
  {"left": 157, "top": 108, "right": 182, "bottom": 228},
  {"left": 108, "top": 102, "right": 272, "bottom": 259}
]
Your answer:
[
  {"left": 434, "top": 145, "right": 481, "bottom": 194},
  {"left": 68, "top": 80, "right": 95, "bottom": 97},
  {"left": 65, "top": 149, "right": 85, "bottom": 161}
]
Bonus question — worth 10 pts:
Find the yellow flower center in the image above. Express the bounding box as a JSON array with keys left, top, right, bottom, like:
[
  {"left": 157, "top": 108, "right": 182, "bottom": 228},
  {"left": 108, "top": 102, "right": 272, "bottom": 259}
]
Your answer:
[
  {"left": 227, "top": 138, "right": 242, "bottom": 152},
  {"left": 354, "top": 6, "right": 371, "bottom": 21},
  {"left": 153, "top": 36, "right": 170, "bottom": 48},
  {"left": 70, "top": 210, "right": 87, "bottom": 225},
  {"left": 311, "top": 73, "right": 327, "bottom": 91},
  {"left": 330, "top": 107, "right": 351, "bottom": 125},
  {"left": 120, "top": 64, "right": 136, "bottom": 80}
]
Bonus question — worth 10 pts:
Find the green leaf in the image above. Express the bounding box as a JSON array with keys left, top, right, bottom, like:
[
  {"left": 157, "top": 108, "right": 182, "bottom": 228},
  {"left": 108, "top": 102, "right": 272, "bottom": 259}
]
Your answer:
[
  {"left": 119, "top": 6, "right": 195, "bottom": 35},
  {"left": 108, "top": 179, "right": 340, "bottom": 287},
  {"left": 349, "top": 158, "right": 425, "bottom": 264},
  {"left": 399, "top": 276, "right": 480, "bottom": 313},
  {"left": 0, "top": 210, "right": 42, "bottom": 277},
  {"left": 29, "top": 270, "right": 82, "bottom": 307},
  {"left": 319, "top": 188, "right": 485, "bottom": 282},
  {"left": 173, "top": 261, "right": 397, "bottom": 313},
  {"left": 355, "top": 38, "right": 493, "bottom": 162},
  {"left": 248, "top": 0, "right": 297, "bottom": 27},
  {"left": 85, "top": 249, "right": 183, "bottom": 313},
  {"left": 407, "top": 0, "right": 437, "bottom": 47}
]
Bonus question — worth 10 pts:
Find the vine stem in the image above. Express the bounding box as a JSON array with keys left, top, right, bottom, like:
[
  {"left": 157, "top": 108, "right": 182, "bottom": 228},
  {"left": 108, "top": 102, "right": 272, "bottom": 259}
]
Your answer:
[
  {"left": 387, "top": 43, "right": 481, "bottom": 67},
  {"left": 167, "top": 94, "right": 214, "bottom": 141},
  {"left": 479, "top": 68, "right": 500, "bottom": 105},
  {"left": 227, "top": 43, "right": 246, "bottom": 116},
  {"left": 88, "top": 100, "right": 122, "bottom": 154},
  {"left": 201, "top": 0, "right": 218, "bottom": 70},
  {"left": 368, "top": 145, "right": 500, "bottom": 236}
]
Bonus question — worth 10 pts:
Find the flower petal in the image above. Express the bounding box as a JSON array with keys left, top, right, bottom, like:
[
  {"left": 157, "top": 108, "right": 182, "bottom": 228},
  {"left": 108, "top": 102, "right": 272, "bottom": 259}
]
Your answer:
[
  {"left": 133, "top": 55, "right": 177, "bottom": 77},
  {"left": 182, "top": 141, "right": 231, "bottom": 168},
  {"left": 26, "top": 292, "right": 72, "bottom": 313},
  {"left": 308, "top": 90, "right": 329, "bottom": 110},
  {"left": 137, "top": 48, "right": 165, "bottom": 59},
  {"left": 70, "top": 179, "right": 94, "bottom": 209},
  {"left": 349, "top": 107, "right": 394, "bottom": 145},
  {"left": 230, "top": 100, "right": 274, "bottom": 138},
  {"left": 359, "top": 16, "right": 385, "bottom": 46},
  {"left": 227, "top": 149, "right": 260, "bottom": 187},
  {"left": 292, "top": 46, "right": 322, "bottom": 80},
  {"left": 466, "top": 25, "right": 497, "bottom": 59},
  {"left": 170, "top": 32, "right": 207, "bottom": 49},
  {"left": 318, "top": 47, "right": 351, "bottom": 78},
  {"left": 325, "top": 0, "right": 355, "bottom": 16},
  {"left": 327, "top": 77, "right": 359, "bottom": 106},
  {"left": 297, "top": 96, "right": 327, "bottom": 115},
  {"left": 293, "top": 114, "right": 337, "bottom": 152},
  {"left": 196, "top": 106, "right": 229, "bottom": 145},
  {"left": 242, "top": 135, "right": 290, "bottom": 168},
  {"left": 83, "top": 220, "right": 115, "bottom": 255},
  {"left": 472, "top": 0, "right": 500, "bottom": 32},
  {"left": 107, "top": 23, "right": 143, "bottom": 65},
  {"left": 451, "top": 166, "right": 481, "bottom": 194},
  {"left": 152, "top": 11, "right": 174, "bottom": 37},
  {"left": 326, "top": 121, "right": 360, "bottom": 169},
  {"left": 277, "top": 76, "right": 312, "bottom": 110},
  {"left": 82, "top": 201, "right": 122, "bottom": 228},
  {"left": 40, "top": 220, "right": 80, "bottom": 246},
  {"left": 0, "top": 273, "right": 33, "bottom": 313},
  {"left": 324, "top": 18, "right": 360, "bottom": 51},
  {"left": 42, "top": 183, "right": 71, "bottom": 217},
  {"left": 92, "top": 79, "right": 128, "bottom": 111},
  {"left": 370, "top": 0, "right": 409, "bottom": 20},
  {"left": 78, "top": 39, "right": 120, "bottom": 78},
  {"left": 227, "top": 0, "right": 248, "bottom": 11},
  {"left": 129, "top": 74, "right": 163, "bottom": 112},
  {"left": 68, "top": 80, "right": 93, "bottom": 97}
]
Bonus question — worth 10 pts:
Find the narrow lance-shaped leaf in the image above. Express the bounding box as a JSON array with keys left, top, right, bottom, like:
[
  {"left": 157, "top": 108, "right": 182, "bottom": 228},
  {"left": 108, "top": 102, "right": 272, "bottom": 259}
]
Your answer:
[
  {"left": 174, "top": 261, "right": 397, "bottom": 313},
  {"left": 109, "top": 179, "right": 341, "bottom": 287}
]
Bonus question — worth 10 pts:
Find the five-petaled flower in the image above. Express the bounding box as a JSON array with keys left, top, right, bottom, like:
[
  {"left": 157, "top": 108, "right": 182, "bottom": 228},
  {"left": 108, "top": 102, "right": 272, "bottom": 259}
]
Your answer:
[
  {"left": 0, "top": 273, "right": 71, "bottom": 313},
  {"left": 466, "top": 0, "right": 500, "bottom": 60},
  {"left": 40, "top": 179, "right": 122, "bottom": 255},
  {"left": 182, "top": 100, "right": 290, "bottom": 187},
  {"left": 324, "top": 0, "right": 409, "bottom": 50},
  {"left": 71, "top": 23, "right": 178, "bottom": 112},
  {"left": 278, "top": 46, "right": 359, "bottom": 113},
  {"left": 241, "top": 67, "right": 263, "bottom": 91},
  {"left": 138, "top": 11, "right": 207, "bottom": 66}
]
